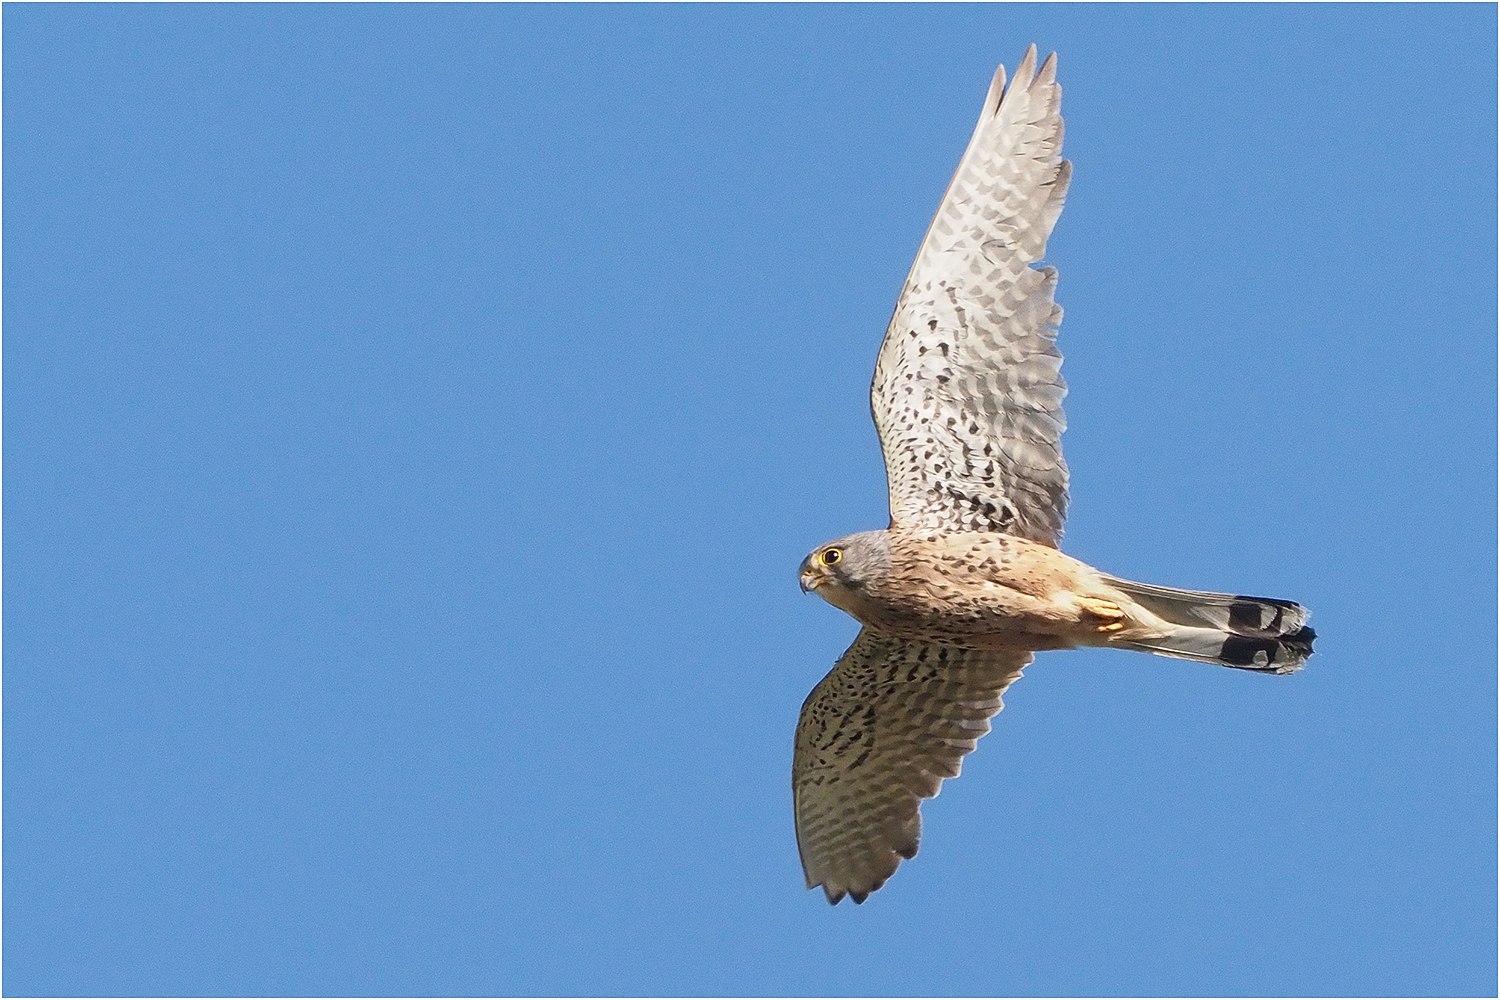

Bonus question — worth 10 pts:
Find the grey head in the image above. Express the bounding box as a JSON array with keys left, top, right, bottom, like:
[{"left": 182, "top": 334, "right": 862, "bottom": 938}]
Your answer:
[{"left": 799, "top": 529, "right": 891, "bottom": 616}]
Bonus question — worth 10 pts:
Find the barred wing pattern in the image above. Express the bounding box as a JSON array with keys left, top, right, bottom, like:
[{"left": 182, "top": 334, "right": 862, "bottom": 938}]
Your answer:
[
  {"left": 793, "top": 629, "right": 1030, "bottom": 904},
  {"left": 872, "top": 46, "right": 1071, "bottom": 545}
]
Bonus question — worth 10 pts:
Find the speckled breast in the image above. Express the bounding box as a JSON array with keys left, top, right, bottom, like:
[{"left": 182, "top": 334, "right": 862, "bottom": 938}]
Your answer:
[{"left": 849, "top": 530, "right": 1093, "bottom": 651}]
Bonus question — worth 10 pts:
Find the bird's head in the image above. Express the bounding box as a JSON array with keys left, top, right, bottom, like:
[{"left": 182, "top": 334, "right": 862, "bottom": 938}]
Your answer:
[{"left": 799, "top": 530, "right": 891, "bottom": 614}]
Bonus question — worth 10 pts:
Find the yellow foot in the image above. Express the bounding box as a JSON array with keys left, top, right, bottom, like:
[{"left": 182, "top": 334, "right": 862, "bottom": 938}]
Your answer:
[{"left": 1079, "top": 597, "right": 1126, "bottom": 633}]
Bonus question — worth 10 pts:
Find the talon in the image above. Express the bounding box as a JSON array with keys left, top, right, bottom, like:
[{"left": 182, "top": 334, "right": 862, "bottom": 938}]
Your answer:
[{"left": 1079, "top": 597, "right": 1125, "bottom": 620}]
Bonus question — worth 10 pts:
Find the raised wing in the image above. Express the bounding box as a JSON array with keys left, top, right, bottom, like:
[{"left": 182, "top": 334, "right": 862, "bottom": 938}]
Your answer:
[
  {"left": 792, "top": 628, "right": 1030, "bottom": 904},
  {"left": 872, "top": 46, "right": 1071, "bottom": 545}
]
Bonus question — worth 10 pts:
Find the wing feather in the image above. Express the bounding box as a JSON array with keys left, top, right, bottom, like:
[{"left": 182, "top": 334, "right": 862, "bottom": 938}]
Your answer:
[
  {"left": 792, "top": 629, "right": 1030, "bottom": 904},
  {"left": 872, "top": 46, "right": 1071, "bottom": 544}
]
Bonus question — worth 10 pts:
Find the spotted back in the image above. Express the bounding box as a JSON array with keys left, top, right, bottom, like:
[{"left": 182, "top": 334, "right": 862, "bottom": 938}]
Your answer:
[{"left": 872, "top": 46, "right": 1070, "bottom": 545}]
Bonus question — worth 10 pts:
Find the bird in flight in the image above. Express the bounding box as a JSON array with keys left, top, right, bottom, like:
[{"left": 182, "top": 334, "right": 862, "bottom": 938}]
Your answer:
[{"left": 793, "top": 46, "right": 1315, "bottom": 905}]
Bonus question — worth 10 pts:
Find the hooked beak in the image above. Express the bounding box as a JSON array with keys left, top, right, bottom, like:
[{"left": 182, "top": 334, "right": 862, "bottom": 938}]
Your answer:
[{"left": 799, "top": 557, "right": 823, "bottom": 594}]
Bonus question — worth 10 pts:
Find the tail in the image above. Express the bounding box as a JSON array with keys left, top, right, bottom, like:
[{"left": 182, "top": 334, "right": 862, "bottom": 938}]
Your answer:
[{"left": 1101, "top": 575, "right": 1316, "bottom": 674}]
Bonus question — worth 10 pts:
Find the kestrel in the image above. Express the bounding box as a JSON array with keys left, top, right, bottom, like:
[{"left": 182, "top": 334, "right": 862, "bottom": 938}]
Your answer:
[{"left": 793, "top": 47, "right": 1315, "bottom": 905}]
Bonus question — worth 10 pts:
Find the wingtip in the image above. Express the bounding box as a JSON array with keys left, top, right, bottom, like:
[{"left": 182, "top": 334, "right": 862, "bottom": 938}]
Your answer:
[
  {"left": 996, "top": 44, "right": 1057, "bottom": 114},
  {"left": 985, "top": 63, "right": 1008, "bottom": 116},
  {"left": 1037, "top": 49, "right": 1059, "bottom": 87},
  {"left": 1015, "top": 43, "right": 1038, "bottom": 85}
]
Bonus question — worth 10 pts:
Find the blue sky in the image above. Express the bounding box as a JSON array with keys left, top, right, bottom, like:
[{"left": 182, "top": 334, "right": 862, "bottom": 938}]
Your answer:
[{"left": 7, "top": 5, "right": 1495, "bottom": 996}]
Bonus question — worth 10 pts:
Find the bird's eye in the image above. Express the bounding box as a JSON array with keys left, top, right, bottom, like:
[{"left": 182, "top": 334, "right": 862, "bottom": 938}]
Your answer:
[{"left": 821, "top": 548, "right": 843, "bottom": 566}]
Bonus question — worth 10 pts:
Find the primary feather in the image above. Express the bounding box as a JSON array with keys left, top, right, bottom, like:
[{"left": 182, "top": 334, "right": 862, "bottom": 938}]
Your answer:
[
  {"left": 872, "top": 44, "right": 1071, "bottom": 545},
  {"left": 793, "top": 629, "right": 1030, "bottom": 904}
]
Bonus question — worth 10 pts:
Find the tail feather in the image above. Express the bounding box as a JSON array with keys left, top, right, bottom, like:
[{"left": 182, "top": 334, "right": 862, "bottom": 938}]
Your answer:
[{"left": 1101, "top": 575, "right": 1316, "bottom": 674}]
